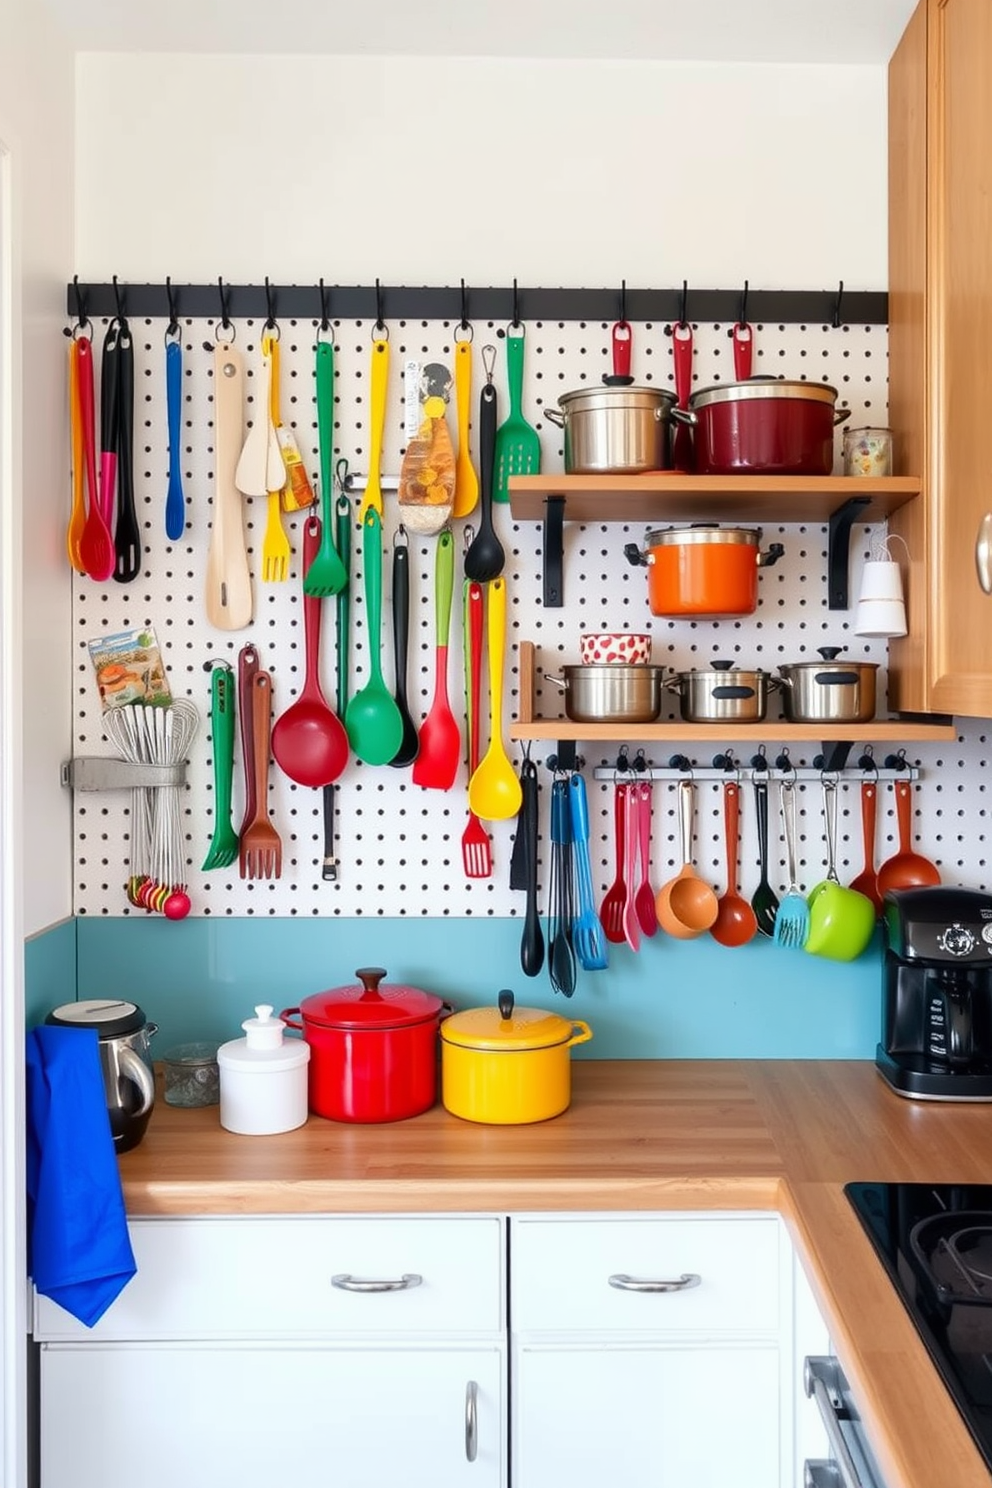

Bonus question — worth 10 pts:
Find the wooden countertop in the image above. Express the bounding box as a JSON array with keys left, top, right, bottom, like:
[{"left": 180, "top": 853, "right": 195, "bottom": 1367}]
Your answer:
[{"left": 121, "top": 1060, "right": 992, "bottom": 1488}]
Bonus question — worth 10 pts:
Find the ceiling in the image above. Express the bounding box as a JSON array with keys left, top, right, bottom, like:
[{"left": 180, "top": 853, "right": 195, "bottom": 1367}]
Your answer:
[{"left": 42, "top": 0, "right": 918, "bottom": 63}]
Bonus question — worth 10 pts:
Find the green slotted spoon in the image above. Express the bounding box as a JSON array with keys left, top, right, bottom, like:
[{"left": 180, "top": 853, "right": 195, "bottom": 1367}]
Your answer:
[{"left": 493, "top": 323, "right": 541, "bottom": 501}]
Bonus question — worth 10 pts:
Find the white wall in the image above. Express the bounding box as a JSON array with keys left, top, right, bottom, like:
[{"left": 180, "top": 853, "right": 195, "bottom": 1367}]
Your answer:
[
  {"left": 2, "top": 7, "right": 76, "bottom": 940},
  {"left": 74, "top": 53, "right": 887, "bottom": 288},
  {"left": 0, "top": 0, "right": 74, "bottom": 1480}
]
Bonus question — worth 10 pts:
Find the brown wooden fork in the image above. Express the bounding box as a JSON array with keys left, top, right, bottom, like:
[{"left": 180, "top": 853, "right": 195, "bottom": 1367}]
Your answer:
[{"left": 239, "top": 670, "right": 282, "bottom": 880}]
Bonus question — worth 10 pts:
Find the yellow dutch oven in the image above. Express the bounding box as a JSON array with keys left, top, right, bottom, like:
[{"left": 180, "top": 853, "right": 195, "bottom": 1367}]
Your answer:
[{"left": 440, "top": 989, "right": 593, "bottom": 1124}]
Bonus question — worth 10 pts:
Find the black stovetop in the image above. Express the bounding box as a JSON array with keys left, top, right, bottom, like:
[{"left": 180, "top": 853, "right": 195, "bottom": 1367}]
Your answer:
[{"left": 847, "top": 1182, "right": 992, "bottom": 1474}]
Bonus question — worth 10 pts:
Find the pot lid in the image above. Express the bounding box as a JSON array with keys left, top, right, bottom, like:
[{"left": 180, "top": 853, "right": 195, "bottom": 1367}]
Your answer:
[
  {"left": 46, "top": 998, "right": 147, "bottom": 1038},
  {"left": 677, "top": 660, "right": 768, "bottom": 680},
  {"left": 645, "top": 524, "right": 761, "bottom": 548},
  {"left": 689, "top": 377, "right": 838, "bottom": 411},
  {"left": 778, "top": 646, "right": 879, "bottom": 675},
  {"left": 217, "top": 1008, "right": 311, "bottom": 1073},
  {"left": 440, "top": 989, "right": 578, "bottom": 1051},
  {"left": 299, "top": 968, "right": 444, "bottom": 1030},
  {"left": 558, "top": 385, "right": 676, "bottom": 411}
]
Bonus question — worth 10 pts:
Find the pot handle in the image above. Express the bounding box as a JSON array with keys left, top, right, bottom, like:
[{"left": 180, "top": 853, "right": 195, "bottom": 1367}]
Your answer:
[
  {"left": 623, "top": 542, "right": 648, "bottom": 568},
  {"left": 543, "top": 407, "right": 565, "bottom": 428},
  {"left": 117, "top": 1046, "right": 155, "bottom": 1118},
  {"left": 711, "top": 685, "right": 756, "bottom": 700},
  {"left": 669, "top": 406, "right": 697, "bottom": 428},
  {"left": 498, "top": 988, "right": 514, "bottom": 1021},
  {"left": 758, "top": 542, "right": 785, "bottom": 569},
  {"left": 566, "top": 1021, "right": 593, "bottom": 1049},
  {"left": 813, "top": 670, "right": 862, "bottom": 686},
  {"left": 543, "top": 672, "right": 568, "bottom": 693},
  {"left": 833, "top": 406, "right": 852, "bottom": 426},
  {"left": 279, "top": 1006, "right": 304, "bottom": 1032}
]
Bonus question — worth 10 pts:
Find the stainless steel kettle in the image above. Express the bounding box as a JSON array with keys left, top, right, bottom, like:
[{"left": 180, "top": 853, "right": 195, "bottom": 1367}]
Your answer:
[{"left": 46, "top": 1000, "right": 157, "bottom": 1151}]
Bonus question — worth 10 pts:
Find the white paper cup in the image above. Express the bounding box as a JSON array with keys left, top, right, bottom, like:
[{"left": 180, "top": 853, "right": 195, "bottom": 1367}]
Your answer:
[
  {"left": 855, "top": 597, "right": 908, "bottom": 637},
  {"left": 858, "top": 559, "right": 904, "bottom": 601}
]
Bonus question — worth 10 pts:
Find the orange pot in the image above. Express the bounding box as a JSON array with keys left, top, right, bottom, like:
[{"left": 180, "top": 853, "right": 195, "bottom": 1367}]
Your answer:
[{"left": 624, "top": 524, "right": 784, "bottom": 618}]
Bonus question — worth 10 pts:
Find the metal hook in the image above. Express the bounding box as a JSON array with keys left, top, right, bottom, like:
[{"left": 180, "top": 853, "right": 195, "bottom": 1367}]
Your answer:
[
  {"left": 619, "top": 278, "right": 627, "bottom": 325},
  {"left": 750, "top": 746, "right": 769, "bottom": 772},
  {"left": 318, "top": 278, "right": 331, "bottom": 332},
  {"left": 857, "top": 746, "right": 879, "bottom": 775},
  {"left": 460, "top": 278, "right": 469, "bottom": 331},
  {"left": 678, "top": 279, "right": 688, "bottom": 329},
  {"left": 482, "top": 343, "right": 497, "bottom": 384},
  {"left": 511, "top": 278, "right": 520, "bottom": 329},
  {"left": 264, "top": 276, "right": 277, "bottom": 333},
  {"left": 73, "top": 275, "right": 87, "bottom": 328},
  {"left": 832, "top": 279, "right": 845, "bottom": 329},
  {"left": 738, "top": 279, "right": 749, "bottom": 328},
  {"left": 668, "top": 754, "right": 693, "bottom": 774},
  {"left": 112, "top": 274, "right": 126, "bottom": 326},
  {"left": 631, "top": 748, "right": 648, "bottom": 774},
  {"left": 374, "top": 278, "right": 385, "bottom": 333},
  {"left": 217, "top": 276, "right": 232, "bottom": 332},
  {"left": 613, "top": 745, "right": 632, "bottom": 774},
  {"left": 165, "top": 276, "right": 180, "bottom": 338}
]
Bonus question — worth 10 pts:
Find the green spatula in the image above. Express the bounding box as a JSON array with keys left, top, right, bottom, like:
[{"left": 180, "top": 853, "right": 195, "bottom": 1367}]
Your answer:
[{"left": 493, "top": 324, "right": 540, "bottom": 501}]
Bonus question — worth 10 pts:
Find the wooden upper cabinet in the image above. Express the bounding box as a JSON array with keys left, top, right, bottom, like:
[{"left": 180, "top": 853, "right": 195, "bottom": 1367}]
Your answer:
[{"left": 888, "top": 0, "right": 992, "bottom": 718}]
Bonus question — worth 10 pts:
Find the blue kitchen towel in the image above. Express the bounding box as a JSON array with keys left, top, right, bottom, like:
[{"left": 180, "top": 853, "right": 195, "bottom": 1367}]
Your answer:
[{"left": 25, "top": 1024, "right": 137, "bottom": 1327}]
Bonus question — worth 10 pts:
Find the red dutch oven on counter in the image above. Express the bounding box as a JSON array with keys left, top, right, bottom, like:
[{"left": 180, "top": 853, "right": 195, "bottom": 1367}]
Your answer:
[
  {"left": 624, "top": 524, "right": 784, "bottom": 617},
  {"left": 281, "top": 967, "right": 450, "bottom": 1123},
  {"left": 670, "top": 377, "right": 851, "bottom": 476}
]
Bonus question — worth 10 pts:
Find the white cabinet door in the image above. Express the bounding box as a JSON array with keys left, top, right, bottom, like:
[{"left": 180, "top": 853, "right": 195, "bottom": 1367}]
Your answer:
[
  {"left": 41, "top": 1342, "right": 505, "bottom": 1488},
  {"left": 513, "top": 1341, "right": 781, "bottom": 1488}
]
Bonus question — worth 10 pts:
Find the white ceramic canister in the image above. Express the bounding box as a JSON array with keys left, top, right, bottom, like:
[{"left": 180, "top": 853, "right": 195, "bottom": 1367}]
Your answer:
[{"left": 217, "top": 1005, "right": 310, "bottom": 1135}]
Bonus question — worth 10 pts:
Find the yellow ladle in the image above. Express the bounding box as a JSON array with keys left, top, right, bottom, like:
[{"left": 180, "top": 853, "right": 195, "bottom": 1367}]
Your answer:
[{"left": 468, "top": 577, "right": 522, "bottom": 821}]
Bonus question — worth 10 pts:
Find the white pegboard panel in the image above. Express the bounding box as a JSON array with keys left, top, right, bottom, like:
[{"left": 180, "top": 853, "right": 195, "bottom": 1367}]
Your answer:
[{"left": 72, "top": 313, "right": 973, "bottom": 918}]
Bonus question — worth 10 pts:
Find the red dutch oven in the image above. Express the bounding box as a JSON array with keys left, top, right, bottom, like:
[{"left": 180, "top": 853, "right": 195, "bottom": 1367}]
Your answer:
[
  {"left": 670, "top": 378, "right": 851, "bottom": 476},
  {"left": 281, "top": 967, "right": 450, "bottom": 1123}
]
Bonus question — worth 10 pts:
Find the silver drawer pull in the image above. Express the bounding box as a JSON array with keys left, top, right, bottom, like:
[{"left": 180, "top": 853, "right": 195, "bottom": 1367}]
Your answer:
[
  {"left": 977, "top": 513, "right": 992, "bottom": 594},
  {"left": 331, "top": 1272, "right": 423, "bottom": 1293},
  {"left": 804, "top": 1357, "right": 866, "bottom": 1488},
  {"left": 608, "top": 1272, "right": 701, "bottom": 1293},
  {"left": 465, "top": 1379, "right": 478, "bottom": 1463}
]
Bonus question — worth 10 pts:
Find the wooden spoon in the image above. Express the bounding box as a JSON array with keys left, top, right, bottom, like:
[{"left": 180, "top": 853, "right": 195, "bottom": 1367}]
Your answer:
[
  {"left": 656, "top": 780, "right": 718, "bottom": 939},
  {"left": 849, "top": 779, "right": 883, "bottom": 914},
  {"left": 877, "top": 778, "right": 941, "bottom": 896},
  {"left": 710, "top": 780, "right": 758, "bottom": 947}
]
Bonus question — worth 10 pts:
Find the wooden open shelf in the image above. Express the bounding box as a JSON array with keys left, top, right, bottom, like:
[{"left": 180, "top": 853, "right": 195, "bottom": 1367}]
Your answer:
[
  {"left": 511, "top": 642, "right": 958, "bottom": 747},
  {"left": 507, "top": 474, "right": 921, "bottom": 525}
]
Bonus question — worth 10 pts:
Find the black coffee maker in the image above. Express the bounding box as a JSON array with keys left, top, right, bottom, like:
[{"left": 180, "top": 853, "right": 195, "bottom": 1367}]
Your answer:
[{"left": 877, "top": 886, "right": 992, "bottom": 1100}]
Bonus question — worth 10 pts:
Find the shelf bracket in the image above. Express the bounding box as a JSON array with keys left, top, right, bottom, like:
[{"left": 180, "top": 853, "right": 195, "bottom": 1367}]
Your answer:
[
  {"left": 827, "top": 496, "right": 871, "bottom": 609},
  {"left": 543, "top": 496, "right": 565, "bottom": 608},
  {"left": 61, "top": 758, "right": 188, "bottom": 792}
]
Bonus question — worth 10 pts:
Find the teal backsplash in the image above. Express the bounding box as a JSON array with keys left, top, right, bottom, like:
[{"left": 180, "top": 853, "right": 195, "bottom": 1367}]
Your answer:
[
  {"left": 29, "top": 916, "right": 890, "bottom": 1058},
  {"left": 24, "top": 919, "right": 77, "bottom": 1029}
]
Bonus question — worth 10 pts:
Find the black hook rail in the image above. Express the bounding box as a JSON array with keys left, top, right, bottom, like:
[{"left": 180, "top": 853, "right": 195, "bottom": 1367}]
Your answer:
[{"left": 64, "top": 281, "right": 887, "bottom": 327}]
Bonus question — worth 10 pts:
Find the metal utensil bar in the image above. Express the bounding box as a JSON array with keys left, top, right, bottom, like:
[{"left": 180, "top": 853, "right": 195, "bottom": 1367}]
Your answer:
[
  {"left": 61, "top": 758, "right": 189, "bottom": 791},
  {"left": 592, "top": 767, "right": 920, "bottom": 783},
  {"left": 66, "top": 282, "right": 887, "bottom": 328}
]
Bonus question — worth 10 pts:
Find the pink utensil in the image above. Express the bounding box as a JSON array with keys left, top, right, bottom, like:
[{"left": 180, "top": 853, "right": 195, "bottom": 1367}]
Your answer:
[{"left": 633, "top": 782, "right": 659, "bottom": 938}]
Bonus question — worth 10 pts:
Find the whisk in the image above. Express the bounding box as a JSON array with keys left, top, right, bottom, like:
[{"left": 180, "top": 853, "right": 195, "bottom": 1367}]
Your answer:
[{"left": 103, "top": 701, "right": 199, "bottom": 917}]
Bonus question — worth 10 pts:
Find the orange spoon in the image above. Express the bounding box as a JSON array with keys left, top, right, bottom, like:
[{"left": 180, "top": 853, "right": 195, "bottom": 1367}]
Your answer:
[
  {"left": 711, "top": 780, "right": 758, "bottom": 947},
  {"left": 877, "top": 779, "right": 941, "bottom": 897},
  {"left": 849, "top": 779, "right": 883, "bottom": 914}
]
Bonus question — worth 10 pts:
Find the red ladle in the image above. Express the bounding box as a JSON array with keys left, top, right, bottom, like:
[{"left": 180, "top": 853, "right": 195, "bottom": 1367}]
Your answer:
[
  {"left": 710, "top": 780, "right": 758, "bottom": 947},
  {"left": 271, "top": 516, "right": 349, "bottom": 787},
  {"left": 848, "top": 779, "right": 883, "bottom": 914},
  {"left": 412, "top": 527, "right": 460, "bottom": 790},
  {"left": 877, "top": 779, "right": 941, "bottom": 897}
]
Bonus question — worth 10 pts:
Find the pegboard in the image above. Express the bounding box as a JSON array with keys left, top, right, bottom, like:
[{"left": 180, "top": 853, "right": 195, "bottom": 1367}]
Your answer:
[{"left": 71, "top": 314, "right": 984, "bottom": 917}]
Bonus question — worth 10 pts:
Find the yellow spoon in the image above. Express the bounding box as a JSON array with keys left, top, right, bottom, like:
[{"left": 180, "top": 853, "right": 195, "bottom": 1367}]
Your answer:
[
  {"left": 452, "top": 340, "right": 479, "bottom": 517},
  {"left": 468, "top": 576, "right": 522, "bottom": 821},
  {"left": 358, "top": 337, "right": 389, "bottom": 522}
]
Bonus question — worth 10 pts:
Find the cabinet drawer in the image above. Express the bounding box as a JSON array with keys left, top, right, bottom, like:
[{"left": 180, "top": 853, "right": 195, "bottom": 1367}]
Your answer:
[
  {"left": 34, "top": 1214, "right": 504, "bottom": 1341},
  {"left": 510, "top": 1214, "right": 781, "bottom": 1334}
]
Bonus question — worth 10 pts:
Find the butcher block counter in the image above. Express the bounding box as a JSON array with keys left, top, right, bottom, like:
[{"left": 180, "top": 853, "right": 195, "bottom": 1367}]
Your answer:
[{"left": 121, "top": 1060, "right": 992, "bottom": 1488}]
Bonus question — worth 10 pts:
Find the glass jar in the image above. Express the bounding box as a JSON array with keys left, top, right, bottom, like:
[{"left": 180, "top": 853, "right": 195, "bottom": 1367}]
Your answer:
[
  {"left": 843, "top": 426, "right": 893, "bottom": 478},
  {"left": 161, "top": 1042, "right": 221, "bottom": 1108}
]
